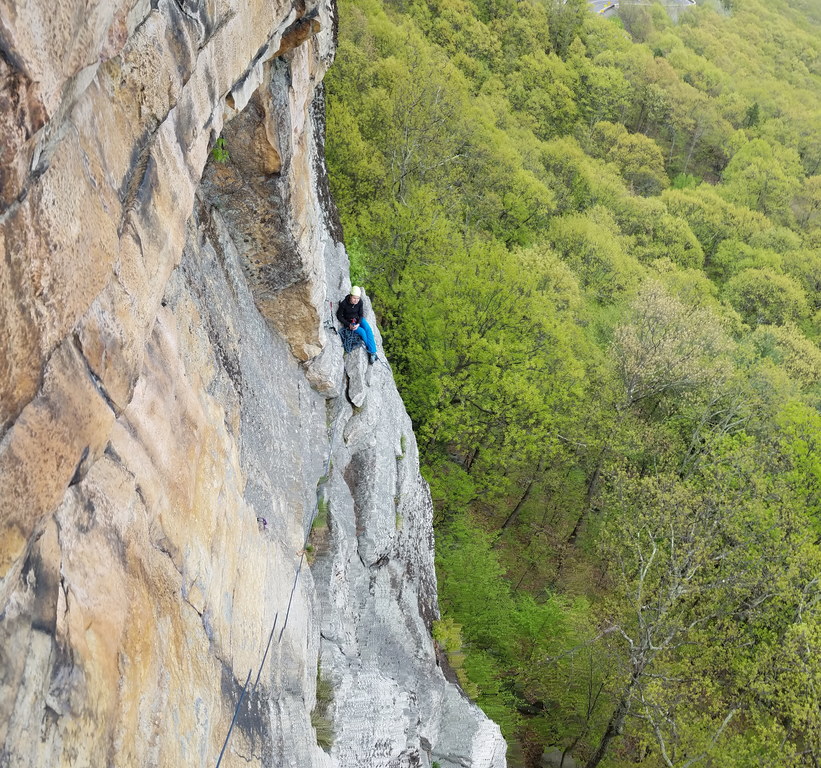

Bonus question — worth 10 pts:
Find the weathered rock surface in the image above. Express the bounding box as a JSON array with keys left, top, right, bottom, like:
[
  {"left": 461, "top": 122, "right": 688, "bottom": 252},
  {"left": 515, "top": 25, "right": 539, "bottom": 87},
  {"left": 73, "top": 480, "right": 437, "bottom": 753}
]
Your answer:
[{"left": 0, "top": 0, "right": 505, "bottom": 767}]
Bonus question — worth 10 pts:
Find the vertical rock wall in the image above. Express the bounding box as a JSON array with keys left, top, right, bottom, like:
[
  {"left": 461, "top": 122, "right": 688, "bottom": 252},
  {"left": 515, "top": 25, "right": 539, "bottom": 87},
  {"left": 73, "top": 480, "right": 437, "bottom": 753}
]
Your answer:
[{"left": 0, "top": 0, "right": 506, "bottom": 766}]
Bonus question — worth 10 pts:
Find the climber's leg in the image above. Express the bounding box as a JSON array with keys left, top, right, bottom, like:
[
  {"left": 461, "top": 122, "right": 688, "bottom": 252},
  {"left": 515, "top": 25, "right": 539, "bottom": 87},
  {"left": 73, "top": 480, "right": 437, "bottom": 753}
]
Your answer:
[{"left": 354, "top": 318, "right": 377, "bottom": 356}]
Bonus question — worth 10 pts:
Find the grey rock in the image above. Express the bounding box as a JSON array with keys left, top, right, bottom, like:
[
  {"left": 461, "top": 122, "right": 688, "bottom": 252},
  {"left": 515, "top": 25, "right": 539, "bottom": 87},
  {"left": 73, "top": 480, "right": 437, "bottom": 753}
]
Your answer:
[
  {"left": 344, "top": 347, "right": 370, "bottom": 408},
  {"left": 0, "top": 0, "right": 506, "bottom": 765},
  {"left": 305, "top": 332, "right": 346, "bottom": 398},
  {"left": 314, "top": 338, "right": 505, "bottom": 767}
]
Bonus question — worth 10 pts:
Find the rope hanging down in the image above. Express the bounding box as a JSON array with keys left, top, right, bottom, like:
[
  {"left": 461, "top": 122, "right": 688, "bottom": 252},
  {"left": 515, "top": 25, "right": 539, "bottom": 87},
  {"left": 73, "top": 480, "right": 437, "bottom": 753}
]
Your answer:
[
  {"left": 214, "top": 410, "right": 342, "bottom": 767},
  {"left": 215, "top": 669, "right": 252, "bottom": 768}
]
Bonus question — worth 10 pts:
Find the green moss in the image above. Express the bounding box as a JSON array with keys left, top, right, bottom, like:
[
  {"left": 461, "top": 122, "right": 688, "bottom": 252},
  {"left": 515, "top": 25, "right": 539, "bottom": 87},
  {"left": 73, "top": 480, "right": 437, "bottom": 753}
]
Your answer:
[
  {"left": 312, "top": 668, "right": 335, "bottom": 751},
  {"left": 312, "top": 498, "right": 330, "bottom": 532}
]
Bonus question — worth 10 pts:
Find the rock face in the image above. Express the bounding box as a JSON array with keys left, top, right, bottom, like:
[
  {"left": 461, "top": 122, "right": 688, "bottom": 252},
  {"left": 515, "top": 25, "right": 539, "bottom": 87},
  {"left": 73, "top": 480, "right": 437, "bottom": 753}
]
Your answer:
[{"left": 0, "top": 1, "right": 506, "bottom": 767}]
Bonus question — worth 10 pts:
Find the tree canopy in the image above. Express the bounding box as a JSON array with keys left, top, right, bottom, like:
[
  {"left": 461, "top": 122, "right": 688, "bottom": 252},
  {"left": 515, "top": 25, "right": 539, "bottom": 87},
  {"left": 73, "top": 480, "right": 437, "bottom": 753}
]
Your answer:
[{"left": 324, "top": 0, "right": 821, "bottom": 762}]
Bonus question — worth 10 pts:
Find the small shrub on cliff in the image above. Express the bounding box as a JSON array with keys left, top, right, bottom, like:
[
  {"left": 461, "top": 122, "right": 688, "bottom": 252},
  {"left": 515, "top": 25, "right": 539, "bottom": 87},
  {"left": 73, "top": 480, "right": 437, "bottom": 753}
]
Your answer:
[
  {"left": 312, "top": 669, "right": 335, "bottom": 751},
  {"left": 432, "top": 617, "right": 479, "bottom": 699},
  {"left": 211, "top": 136, "right": 230, "bottom": 163},
  {"left": 313, "top": 498, "right": 330, "bottom": 531}
]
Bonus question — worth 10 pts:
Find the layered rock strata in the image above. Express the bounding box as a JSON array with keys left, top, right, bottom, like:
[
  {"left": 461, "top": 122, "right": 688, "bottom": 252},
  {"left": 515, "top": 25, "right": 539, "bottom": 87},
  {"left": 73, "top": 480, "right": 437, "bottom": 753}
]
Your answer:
[{"left": 0, "top": 0, "right": 506, "bottom": 766}]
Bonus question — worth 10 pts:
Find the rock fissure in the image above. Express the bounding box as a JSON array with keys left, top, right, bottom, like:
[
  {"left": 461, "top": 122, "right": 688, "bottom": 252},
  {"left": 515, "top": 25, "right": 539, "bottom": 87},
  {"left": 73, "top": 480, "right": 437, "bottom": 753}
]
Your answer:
[
  {"left": 119, "top": 140, "right": 158, "bottom": 220},
  {"left": 71, "top": 335, "right": 120, "bottom": 415},
  {"left": 170, "top": 0, "right": 204, "bottom": 30}
]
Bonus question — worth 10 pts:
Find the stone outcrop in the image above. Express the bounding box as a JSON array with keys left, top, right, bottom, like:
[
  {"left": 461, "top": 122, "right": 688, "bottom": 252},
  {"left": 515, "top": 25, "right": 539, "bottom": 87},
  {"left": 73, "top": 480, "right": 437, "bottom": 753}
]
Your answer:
[{"left": 0, "top": 0, "right": 506, "bottom": 766}]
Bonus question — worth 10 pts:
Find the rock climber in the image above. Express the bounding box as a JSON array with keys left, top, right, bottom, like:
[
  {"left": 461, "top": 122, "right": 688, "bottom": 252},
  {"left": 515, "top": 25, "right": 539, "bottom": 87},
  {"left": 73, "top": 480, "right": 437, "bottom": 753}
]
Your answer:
[{"left": 336, "top": 286, "right": 378, "bottom": 364}]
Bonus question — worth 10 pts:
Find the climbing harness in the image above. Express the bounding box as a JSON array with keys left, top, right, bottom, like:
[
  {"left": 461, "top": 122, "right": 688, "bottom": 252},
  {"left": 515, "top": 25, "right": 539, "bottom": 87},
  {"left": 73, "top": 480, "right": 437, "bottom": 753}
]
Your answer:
[{"left": 330, "top": 295, "right": 391, "bottom": 371}]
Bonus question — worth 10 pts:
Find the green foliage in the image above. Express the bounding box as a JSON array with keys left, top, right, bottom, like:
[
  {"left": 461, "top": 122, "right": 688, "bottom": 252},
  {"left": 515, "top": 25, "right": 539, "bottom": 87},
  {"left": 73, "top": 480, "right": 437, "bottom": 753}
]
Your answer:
[
  {"left": 671, "top": 172, "right": 700, "bottom": 189},
  {"left": 325, "top": 0, "right": 821, "bottom": 760},
  {"left": 723, "top": 267, "right": 809, "bottom": 325},
  {"left": 436, "top": 513, "right": 599, "bottom": 741},
  {"left": 610, "top": 127, "right": 670, "bottom": 195},
  {"left": 548, "top": 208, "right": 644, "bottom": 301},
  {"left": 782, "top": 248, "right": 821, "bottom": 311},
  {"left": 611, "top": 195, "right": 705, "bottom": 268},
  {"left": 710, "top": 239, "right": 783, "bottom": 283},
  {"left": 308, "top": 495, "right": 330, "bottom": 564},
  {"left": 774, "top": 401, "right": 821, "bottom": 531},
  {"left": 210, "top": 136, "right": 229, "bottom": 163},
  {"left": 750, "top": 323, "right": 821, "bottom": 393},
  {"left": 311, "top": 707, "right": 333, "bottom": 750},
  {"left": 432, "top": 616, "right": 480, "bottom": 698},
  {"left": 312, "top": 668, "right": 335, "bottom": 750},
  {"left": 661, "top": 185, "right": 767, "bottom": 259},
  {"left": 721, "top": 137, "right": 804, "bottom": 222},
  {"left": 594, "top": 446, "right": 821, "bottom": 765},
  {"left": 346, "top": 238, "right": 371, "bottom": 286}
]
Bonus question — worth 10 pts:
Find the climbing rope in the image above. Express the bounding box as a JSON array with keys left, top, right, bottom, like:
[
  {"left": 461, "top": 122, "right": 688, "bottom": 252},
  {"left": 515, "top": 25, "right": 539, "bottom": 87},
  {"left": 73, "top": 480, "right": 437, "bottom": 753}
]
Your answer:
[
  {"left": 215, "top": 669, "right": 252, "bottom": 768},
  {"left": 252, "top": 613, "right": 279, "bottom": 694},
  {"left": 215, "top": 303, "right": 391, "bottom": 765},
  {"left": 214, "top": 408, "right": 342, "bottom": 767}
]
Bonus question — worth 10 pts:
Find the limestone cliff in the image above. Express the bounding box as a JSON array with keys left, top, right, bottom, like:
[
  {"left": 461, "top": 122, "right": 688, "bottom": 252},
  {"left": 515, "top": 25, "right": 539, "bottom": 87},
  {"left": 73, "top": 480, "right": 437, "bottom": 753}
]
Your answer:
[{"left": 0, "top": 1, "right": 506, "bottom": 766}]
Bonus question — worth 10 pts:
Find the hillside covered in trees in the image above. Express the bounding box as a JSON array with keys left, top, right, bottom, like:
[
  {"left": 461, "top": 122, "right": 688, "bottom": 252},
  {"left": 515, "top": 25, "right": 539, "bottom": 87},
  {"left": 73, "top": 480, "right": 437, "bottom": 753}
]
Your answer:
[{"left": 323, "top": 0, "right": 821, "bottom": 764}]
